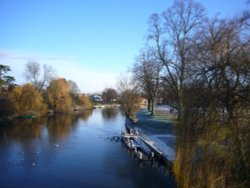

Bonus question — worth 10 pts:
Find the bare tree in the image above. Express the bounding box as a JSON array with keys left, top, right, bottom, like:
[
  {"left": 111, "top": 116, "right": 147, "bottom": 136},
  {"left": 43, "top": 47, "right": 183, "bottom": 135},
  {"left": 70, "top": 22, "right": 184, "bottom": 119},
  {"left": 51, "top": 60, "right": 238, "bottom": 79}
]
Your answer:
[
  {"left": 132, "top": 50, "right": 163, "bottom": 115},
  {"left": 142, "top": 0, "right": 250, "bottom": 186},
  {"left": 198, "top": 16, "right": 250, "bottom": 184},
  {"left": 24, "top": 61, "right": 55, "bottom": 91},
  {"left": 148, "top": 0, "right": 206, "bottom": 119},
  {"left": 172, "top": 12, "right": 250, "bottom": 187},
  {"left": 102, "top": 88, "right": 118, "bottom": 103},
  {"left": 116, "top": 73, "right": 140, "bottom": 93},
  {"left": 67, "top": 80, "right": 80, "bottom": 95},
  {"left": 67, "top": 80, "right": 81, "bottom": 109},
  {"left": 116, "top": 74, "right": 141, "bottom": 119}
]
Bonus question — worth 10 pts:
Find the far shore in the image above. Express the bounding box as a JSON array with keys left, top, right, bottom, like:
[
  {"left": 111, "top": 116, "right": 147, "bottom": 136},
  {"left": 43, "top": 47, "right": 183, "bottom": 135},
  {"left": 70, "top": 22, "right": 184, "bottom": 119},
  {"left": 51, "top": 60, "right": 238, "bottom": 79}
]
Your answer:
[{"left": 0, "top": 104, "right": 122, "bottom": 122}]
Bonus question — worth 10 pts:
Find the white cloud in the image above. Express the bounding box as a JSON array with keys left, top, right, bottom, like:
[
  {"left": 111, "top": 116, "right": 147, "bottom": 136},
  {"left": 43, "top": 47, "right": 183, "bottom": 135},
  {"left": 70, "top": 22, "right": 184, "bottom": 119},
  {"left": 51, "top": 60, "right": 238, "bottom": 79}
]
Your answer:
[{"left": 0, "top": 49, "right": 117, "bottom": 93}]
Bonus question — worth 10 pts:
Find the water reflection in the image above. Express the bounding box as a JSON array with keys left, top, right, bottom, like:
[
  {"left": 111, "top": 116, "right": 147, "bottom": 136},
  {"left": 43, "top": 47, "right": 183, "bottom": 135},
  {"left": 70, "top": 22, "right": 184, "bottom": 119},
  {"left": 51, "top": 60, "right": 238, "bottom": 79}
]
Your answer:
[
  {"left": 79, "top": 109, "right": 93, "bottom": 122},
  {"left": 0, "top": 109, "right": 174, "bottom": 188},
  {"left": 47, "top": 110, "right": 93, "bottom": 138},
  {"left": 47, "top": 114, "right": 74, "bottom": 139},
  {"left": 0, "top": 110, "right": 93, "bottom": 142},
  {"left": 101, "top": 107, "right": 119, "bottom": 120},
  {"left": 1, "top": 118, "right": 45, "bottom": 142}
]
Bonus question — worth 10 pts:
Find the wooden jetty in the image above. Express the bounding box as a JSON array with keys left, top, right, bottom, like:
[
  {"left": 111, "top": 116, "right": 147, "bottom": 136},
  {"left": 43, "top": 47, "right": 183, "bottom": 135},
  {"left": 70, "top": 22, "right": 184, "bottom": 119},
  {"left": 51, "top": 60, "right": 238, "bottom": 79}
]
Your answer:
[{"left": 122, "top": 120, "right": 173, "bottom": 167}]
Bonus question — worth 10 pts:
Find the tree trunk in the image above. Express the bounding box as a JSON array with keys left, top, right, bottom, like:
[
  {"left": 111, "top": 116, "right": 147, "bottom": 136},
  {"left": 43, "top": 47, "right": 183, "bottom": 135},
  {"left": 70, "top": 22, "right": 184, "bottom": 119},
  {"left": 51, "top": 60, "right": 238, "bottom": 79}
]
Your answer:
[
  {"left": 148, "top": 98, "right": 151, "bottom": 112},
  {"left": 151, "top": 98, "right": 155, "bottom": 115}
]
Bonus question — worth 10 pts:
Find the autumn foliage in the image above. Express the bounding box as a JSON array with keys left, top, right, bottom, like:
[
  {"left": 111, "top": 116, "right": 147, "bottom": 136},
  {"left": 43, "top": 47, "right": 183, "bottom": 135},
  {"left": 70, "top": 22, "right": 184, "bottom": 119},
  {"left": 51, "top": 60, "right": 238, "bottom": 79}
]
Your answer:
[
  {"left": 47, "top": 78, "right": 72, "bottom": 112},
  {"left": 79, "top": 95, "right": 92, "bottom": 109},
  {"left": 119, "top": 90, "right": 141, "bottom": 119},
  {"left": 10, "top": 84, "right": 47, "bottom": 116}
]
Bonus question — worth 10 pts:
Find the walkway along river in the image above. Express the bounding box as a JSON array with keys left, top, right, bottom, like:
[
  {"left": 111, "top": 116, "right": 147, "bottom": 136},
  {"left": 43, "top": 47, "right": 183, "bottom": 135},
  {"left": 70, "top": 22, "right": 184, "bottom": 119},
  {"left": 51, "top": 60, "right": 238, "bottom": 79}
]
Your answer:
[
  {"left": 121, "top": 107, "right": 177, "bottom": 170},
  {"left": 121, "top": 118, "right": 174, "bottom": 169},
  {"left": 0, "top": 108, "right": 175, "bottom": 188}
]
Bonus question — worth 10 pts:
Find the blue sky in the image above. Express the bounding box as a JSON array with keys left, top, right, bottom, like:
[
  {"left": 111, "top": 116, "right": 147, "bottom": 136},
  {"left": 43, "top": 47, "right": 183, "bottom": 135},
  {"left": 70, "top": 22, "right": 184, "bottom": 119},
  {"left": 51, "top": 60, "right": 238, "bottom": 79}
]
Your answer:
[{"left": 0, "top": 0, "right": 248, "bottom": 93}]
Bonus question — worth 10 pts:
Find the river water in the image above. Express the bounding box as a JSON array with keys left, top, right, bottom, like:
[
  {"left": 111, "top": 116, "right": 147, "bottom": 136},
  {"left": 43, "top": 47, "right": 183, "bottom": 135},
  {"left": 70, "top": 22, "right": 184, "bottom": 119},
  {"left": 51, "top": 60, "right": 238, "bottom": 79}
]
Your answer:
[{"left": 0, "top": 108, "right": 175, "bottom": 188}]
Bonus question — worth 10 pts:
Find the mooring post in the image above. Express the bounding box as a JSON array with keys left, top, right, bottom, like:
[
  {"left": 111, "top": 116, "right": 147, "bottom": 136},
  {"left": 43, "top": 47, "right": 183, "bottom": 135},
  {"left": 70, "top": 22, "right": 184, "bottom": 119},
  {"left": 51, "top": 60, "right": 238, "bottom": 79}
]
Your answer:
[{"left": 138, "top": 151, "right": 143, "bottom": 160}]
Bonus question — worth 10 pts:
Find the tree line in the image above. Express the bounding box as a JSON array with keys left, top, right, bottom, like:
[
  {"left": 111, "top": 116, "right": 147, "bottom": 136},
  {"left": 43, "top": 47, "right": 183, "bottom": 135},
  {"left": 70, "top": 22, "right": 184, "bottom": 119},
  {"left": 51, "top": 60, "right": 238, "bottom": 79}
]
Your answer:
[
  {"left": 131, "top": 0, "right": 249, "bottom": 119},
  {"left": 0, "top": 61, "right": 93, "bottom": 119},
  {"left": 124, "top": 0, "right": 249, "bottom": 187}
]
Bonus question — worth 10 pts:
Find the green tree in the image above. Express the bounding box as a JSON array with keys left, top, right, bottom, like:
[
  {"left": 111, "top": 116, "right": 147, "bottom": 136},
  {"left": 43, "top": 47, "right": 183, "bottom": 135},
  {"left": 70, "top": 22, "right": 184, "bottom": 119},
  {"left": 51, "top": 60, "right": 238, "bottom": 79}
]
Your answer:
[
  {"left": 0, "top": 65, "right": 16, "bottom": 118},
  {"left": 0, "top": 64, "right": 15, "bottom": 92}
]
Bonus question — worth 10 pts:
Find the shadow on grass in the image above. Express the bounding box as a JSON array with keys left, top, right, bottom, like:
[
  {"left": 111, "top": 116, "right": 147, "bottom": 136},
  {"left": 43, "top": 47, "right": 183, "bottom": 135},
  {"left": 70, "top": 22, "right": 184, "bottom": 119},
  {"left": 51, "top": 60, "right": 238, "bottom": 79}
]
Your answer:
[{"left": 134, "top": 109, "right": 176, "bottom": 135}]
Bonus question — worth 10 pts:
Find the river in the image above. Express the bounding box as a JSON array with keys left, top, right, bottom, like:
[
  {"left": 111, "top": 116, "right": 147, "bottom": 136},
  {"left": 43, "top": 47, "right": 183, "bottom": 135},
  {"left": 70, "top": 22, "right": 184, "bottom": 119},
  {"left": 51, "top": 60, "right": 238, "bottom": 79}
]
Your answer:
[{"left": 0, "top": 108, "right": 175, "bottom": 188}]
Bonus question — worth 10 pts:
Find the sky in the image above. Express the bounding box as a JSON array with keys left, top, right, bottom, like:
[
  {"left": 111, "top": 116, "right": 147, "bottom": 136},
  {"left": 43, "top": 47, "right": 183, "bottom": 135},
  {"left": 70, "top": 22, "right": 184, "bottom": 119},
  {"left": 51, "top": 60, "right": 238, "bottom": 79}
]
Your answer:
[{"left": 0, "top": 0, "right": 249, "bottom": 93}]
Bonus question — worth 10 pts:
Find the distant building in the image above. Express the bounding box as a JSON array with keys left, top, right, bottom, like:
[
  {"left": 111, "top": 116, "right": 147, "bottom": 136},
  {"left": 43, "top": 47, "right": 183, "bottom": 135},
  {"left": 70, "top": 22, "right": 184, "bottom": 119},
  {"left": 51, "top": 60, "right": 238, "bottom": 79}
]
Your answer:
[{"left": 92, "top": 95, "right": 103, "bottom": 103}]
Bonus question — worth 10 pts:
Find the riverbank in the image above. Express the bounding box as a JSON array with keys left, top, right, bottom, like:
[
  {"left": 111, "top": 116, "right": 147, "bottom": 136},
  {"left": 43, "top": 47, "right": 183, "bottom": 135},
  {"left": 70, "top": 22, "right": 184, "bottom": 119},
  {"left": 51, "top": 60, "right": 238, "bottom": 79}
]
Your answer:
[
  {"left": 0, "top": 103, "right": 121, "bottom": 122},
  {"left": 124, "top": 107, "right": 177, "bottom": 163},
  {"left": 93, "top": 103, "right": 121, "bottom": 108}
]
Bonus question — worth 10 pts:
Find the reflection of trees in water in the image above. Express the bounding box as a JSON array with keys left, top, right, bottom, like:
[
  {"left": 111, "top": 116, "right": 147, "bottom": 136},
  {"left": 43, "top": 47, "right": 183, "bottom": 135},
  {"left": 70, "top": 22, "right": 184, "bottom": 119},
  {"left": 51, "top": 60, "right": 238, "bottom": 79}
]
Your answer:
[
  {"left": 79, "top": 110, "right": 93, "bottom": 122},
  {"left": 101, "top": 108, "right": 119, "bottom": 120},
  {"left": 0, "top": 110, "right": 93, "bottom": 142},
  {"left": 0, "top": 111, "right": 94, "bottom": 169},
  {"left": 47, "top": 114, "right": 74, "bottom": 139},
  {"left": 47, "top": 110, "right": 93, "bottom": 138},
  {"left": 2, "top": 118, "right": 46, "bottom": 141},
  {"left": 174, "top": 117, "right": 250, "bottom": 188},
  {"left": 0, "top": 118, "right": 47, "bottom": 170}
]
